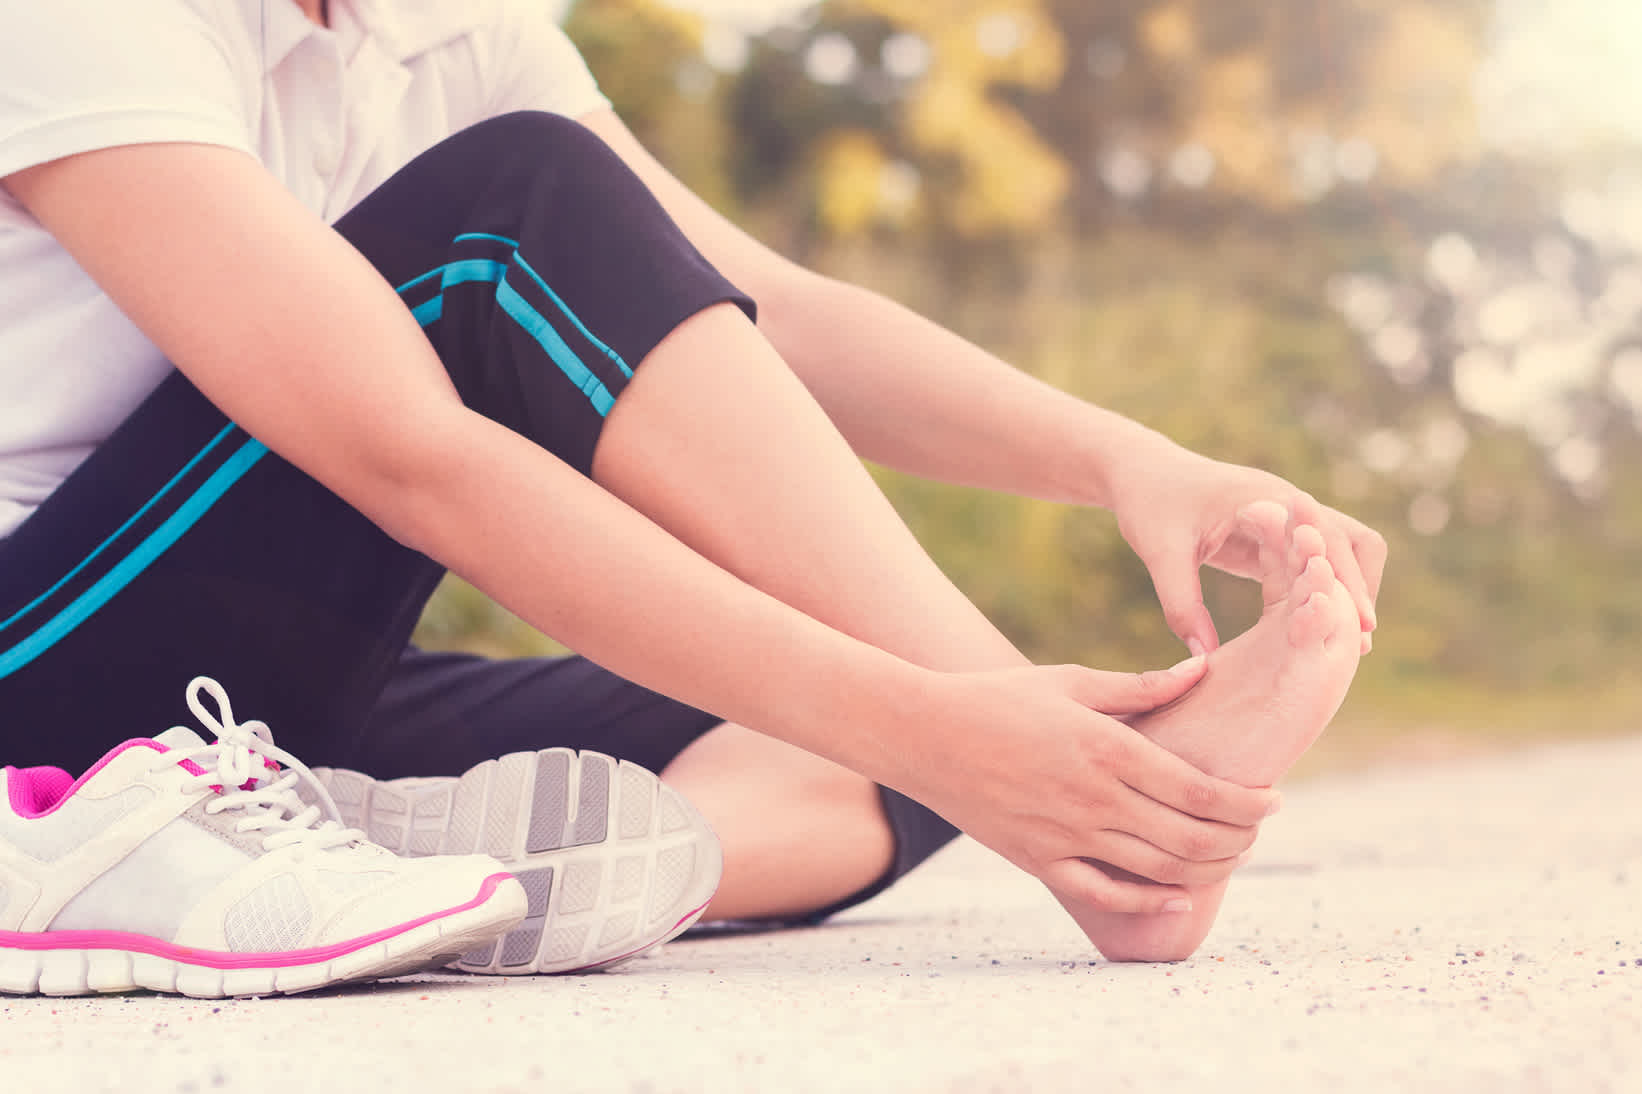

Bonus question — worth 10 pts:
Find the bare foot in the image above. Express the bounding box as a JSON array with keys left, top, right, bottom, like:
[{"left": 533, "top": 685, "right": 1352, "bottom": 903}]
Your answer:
[{"left": 1059, "top": 507, "right": 1363, "bottom": 961}]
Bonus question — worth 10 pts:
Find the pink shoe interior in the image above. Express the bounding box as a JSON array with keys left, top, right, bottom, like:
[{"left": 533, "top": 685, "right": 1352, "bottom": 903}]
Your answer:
[{"left": 6, "top": 766, "right": 76, "bottom": 819}]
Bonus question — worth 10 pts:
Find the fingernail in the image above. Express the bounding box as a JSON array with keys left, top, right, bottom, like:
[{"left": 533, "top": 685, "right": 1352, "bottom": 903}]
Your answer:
[
  {"left": 1361, "top": 632, "right": 1374, "bottom": 655},
  {"left": 1186, "top": 638, "right": 1207, "bottom": 659},
  {"left": 1163, "top": 898, "right": 1193, "bottom": 914},
  {"left": 1171, "top": 654, "right": 1206, "bottom": 674},
  {"left": 1265, "top": 796, "right": 1283, "bottom": 817},
  {"left": 1236, "top": 851, "right": 1255, "bottom": 867}
]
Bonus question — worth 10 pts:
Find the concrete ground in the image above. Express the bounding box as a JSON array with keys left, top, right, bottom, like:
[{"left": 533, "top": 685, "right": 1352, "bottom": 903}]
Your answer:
[{"left": 4, "top": 732, "right": 1639, "bottom": 1094}]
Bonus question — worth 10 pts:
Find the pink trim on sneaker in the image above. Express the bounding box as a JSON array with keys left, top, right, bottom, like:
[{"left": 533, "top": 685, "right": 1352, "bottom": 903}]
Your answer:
[
  {"left": 0, "top": 873, "right": 516, "bottom": 970},
  {"left": 4, "top": 767, "right": 74, "bottom": 818},
  {"left": 3, "top": 740, "right": 194, "bottom": 820},
  {"left": 580, "top": 895, "right": 715, "bottom": 972}
]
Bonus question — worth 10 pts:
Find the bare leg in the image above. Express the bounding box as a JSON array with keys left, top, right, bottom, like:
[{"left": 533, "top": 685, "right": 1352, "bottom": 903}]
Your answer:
[
  {"left": 663, "top": 723, "right": 895, "bottom": 921},
  {"left": 1060, "top": 513, "right": 1363, "bottom": 961},
  {"left": 591, "top": 305, "right": 1292, "bottom": 928},
  {"left": 592, "top": 304, "right": 1032, "bottom": 919},
  {"left": 594, "top": 305, "right": 1026, "bottom": 673}
]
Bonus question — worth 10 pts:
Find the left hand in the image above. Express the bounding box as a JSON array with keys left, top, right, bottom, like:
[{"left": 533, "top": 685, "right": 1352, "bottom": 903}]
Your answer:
[{"left": 1106, "top": 440, "right": 1386, "bottom": 655}]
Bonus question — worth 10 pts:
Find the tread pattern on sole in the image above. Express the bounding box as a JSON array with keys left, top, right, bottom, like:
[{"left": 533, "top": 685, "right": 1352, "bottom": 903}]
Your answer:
[{"left": 308, "top": 749, "right": 721, "bottom": 975}]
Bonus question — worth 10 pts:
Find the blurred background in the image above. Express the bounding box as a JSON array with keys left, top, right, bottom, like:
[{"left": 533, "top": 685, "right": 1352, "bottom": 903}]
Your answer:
[{"left": 419, "top": 0, "right": 1642, "bottom": 770}]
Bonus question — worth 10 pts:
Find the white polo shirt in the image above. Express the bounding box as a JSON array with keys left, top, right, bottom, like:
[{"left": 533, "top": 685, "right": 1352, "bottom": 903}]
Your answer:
[{"left": 0, "top": 0, "right": 612, "bottom": 537}]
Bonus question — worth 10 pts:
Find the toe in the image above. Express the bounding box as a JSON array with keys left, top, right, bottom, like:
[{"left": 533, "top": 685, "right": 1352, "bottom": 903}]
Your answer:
[
  {"left": 1275, "top": 548, "right": 1363, "bottom": 648},
  {"left": 1286, "top": 563, "right": 1363, "bottom": 652},
  {"left": 1287, "top": 591, "right": 1336, "bottom": 648},
  {"left": 1287, "top": 524, "right": 1328, "bottom": 582},
  {"left": 1292, "top": 554, "right": 1338, "bottom": 601}
]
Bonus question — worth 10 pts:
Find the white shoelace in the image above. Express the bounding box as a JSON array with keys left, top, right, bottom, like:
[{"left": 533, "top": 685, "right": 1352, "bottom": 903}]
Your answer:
[{"left": 150, "top": 676, "right": 366, "bottom": 854}]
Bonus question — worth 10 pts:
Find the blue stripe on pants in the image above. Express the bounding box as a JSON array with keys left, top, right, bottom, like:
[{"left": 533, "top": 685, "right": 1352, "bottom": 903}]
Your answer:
[
  {"left": 0, "top": 438, "right": 269, "bottom": 680},
  {"left": 397, "top": 241, "right": 621, "bottom": 417}
]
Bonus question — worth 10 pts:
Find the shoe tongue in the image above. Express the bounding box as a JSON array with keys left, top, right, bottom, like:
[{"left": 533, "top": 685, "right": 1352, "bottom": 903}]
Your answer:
[{"left": 154, "top": 726, "right": 209, "bottom": 752}]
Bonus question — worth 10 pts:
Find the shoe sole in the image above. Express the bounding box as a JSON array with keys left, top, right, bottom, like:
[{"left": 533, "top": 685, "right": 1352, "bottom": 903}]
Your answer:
[
  {"left": 310, "top": 749, "right": 722, "bottom": 975},
  {"left": 0, "top": 874, "right": 527, "bottom": 999}
]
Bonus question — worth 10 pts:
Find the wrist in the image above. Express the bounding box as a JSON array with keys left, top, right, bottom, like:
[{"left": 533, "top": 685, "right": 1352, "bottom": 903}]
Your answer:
[
  {"left": 820, "top": 656, "right": 958, "bottom": 796},
  {"left": 745, "top": 637, "right": 944, "bottom": 787},
  {"left": 1065, "top": 410, "right": 1183, "bottom": 511},
  {"left": 852, "top": 666, "right": 1003, "bottom": 808}
]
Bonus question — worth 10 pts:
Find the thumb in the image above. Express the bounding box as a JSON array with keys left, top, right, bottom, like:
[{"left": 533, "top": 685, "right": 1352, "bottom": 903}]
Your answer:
[
  {"left": 1057, "top": 658, "right": 1207, "bottom": 717},
  {"left": 1146, "top": 545, "right": 1219, "bottom": 656}
]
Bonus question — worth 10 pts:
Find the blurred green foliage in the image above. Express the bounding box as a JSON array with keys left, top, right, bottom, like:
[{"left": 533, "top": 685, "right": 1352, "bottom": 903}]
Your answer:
[{"left": 418, "top": 0, "right": 1642, "bottom": 745}]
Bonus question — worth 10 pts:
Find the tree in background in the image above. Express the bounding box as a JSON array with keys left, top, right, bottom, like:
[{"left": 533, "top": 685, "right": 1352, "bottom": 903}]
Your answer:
[
  {"left": 719, "top": 0, "right": 1493, "bottom": 236},
  {"left": 421, "top": 0, "right": 1642, "bottom": 733}
]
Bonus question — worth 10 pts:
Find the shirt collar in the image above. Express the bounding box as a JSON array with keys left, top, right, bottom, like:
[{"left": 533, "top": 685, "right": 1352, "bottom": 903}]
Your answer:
[
  {"left": 246, "top": 0, "right": 318, "bottom": 72},
  {"left": 337, "top": 0, "right": 485, "bottom": 62},
  {"left": 248, "top": 0, "right": 484, "bottom": 71}
]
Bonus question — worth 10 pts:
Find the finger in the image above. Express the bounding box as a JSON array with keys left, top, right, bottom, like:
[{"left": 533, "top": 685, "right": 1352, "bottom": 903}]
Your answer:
[
  {"left": 1238, "top": 499, "right": 1290, "bottom": 543},
  {"left": 1083, "top": 829, "right": 1251, "bottom": 887},
  {"left": 1041, "top": 856, "right": 1195, "bottom": 917},
  {"left": 1143, "top": 545, "right": 1220, "bottom": 655},
  {"left": 1323, "top": 521, "right": 1377, "bottom": 631},
  {"left": 1057, "top": 659, "right": 1207, "bottom": 717},
  {"left": 1116, "top": 787, "right": 1262, "bottom": 863},
  {"left": 1289, "top": 495, "right": 1376, "bottom": 631},
  {"left": 1346, "top": 516, "right": 1388, "bottom": 604},
  {"left": 1109, "top": 731, "right": 1282, "bottom": 826}
]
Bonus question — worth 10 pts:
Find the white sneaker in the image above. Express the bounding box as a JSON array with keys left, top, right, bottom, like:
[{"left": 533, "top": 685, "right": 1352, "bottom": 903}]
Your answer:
[
  {"left": 0, "top": 678, "right": 526, "bottom": 998},
  {"left": 305, "top": 749, "right": 722, "bottom": 974}
]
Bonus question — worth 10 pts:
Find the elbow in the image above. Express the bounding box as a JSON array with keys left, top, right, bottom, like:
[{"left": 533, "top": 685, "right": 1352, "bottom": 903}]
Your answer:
[{"left": 313, "top": 407, "right": 482, "bottom": 563}]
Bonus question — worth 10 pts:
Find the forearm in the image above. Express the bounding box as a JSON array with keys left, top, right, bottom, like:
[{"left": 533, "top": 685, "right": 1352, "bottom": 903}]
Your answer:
[
  {"left": 6, "top": 142, "right": 944, "bottom": 789},
  {"left": 762, "top": 270, "right": 1180, "bottom": 509},
  {"left": 386, "top": 410, "right": 937, "bottom": 786}
]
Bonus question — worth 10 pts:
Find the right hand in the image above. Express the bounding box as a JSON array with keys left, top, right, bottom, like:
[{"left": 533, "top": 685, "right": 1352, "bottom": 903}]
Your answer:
[{"left": 898, "top": 659, "right": 1280, "bottom": 915}]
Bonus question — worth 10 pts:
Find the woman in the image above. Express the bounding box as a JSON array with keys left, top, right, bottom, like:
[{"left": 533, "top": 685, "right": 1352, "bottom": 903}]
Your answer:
[{"left": 0, "top": 0, "right": 1382, "bottom": 994}]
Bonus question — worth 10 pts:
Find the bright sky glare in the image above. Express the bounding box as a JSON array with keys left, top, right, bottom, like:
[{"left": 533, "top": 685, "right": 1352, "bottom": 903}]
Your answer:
[{"left": 1479, "top": 0, "right": 1642, "bottom": 151}]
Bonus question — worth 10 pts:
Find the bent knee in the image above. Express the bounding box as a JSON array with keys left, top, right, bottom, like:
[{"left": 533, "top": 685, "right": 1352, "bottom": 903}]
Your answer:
[
  {"left": 463, "top": 110, "right": 606, "bottom": 155},
  {"left": 445, "top": 111, "right": 628, "bottom": 190}
]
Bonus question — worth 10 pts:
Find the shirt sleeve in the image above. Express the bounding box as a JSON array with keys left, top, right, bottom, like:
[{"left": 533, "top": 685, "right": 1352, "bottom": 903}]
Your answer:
[
  {"left": 484, "top": 0, "right": 613, "bottom": 120},
  {"left": 0, "top": 0, "right": 251, "bottom": 182}
]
